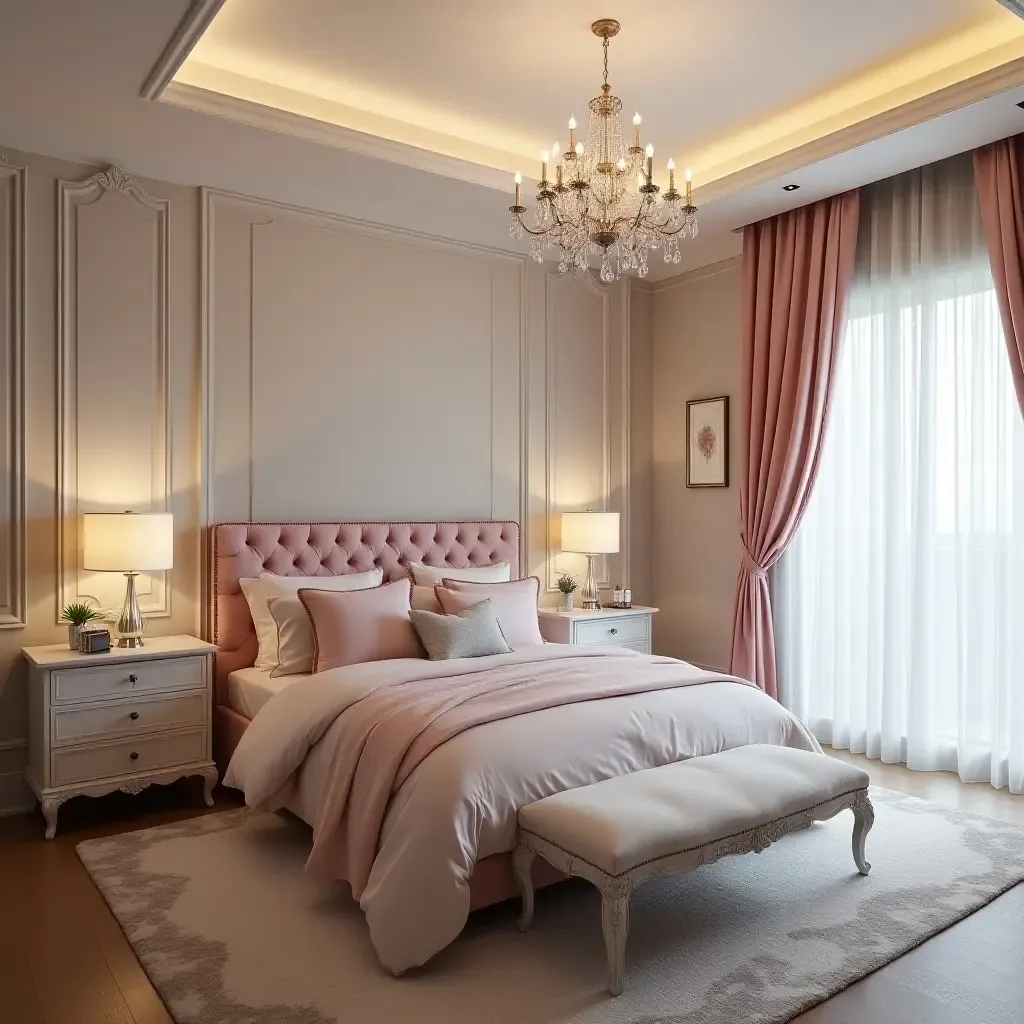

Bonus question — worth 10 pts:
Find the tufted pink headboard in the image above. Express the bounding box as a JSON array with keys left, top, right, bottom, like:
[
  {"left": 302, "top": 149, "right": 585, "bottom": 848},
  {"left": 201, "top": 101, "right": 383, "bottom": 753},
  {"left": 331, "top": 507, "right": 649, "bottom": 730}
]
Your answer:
[{"left": 210, "top": 521, "right": 520, "bottom": 703}]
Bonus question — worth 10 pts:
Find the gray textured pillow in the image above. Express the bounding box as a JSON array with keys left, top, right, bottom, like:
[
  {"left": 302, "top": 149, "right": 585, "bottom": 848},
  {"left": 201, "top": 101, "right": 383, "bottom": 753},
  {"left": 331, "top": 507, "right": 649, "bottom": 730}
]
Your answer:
[{"left": 409, "top": 598, "right": 512, "bottom": 661}]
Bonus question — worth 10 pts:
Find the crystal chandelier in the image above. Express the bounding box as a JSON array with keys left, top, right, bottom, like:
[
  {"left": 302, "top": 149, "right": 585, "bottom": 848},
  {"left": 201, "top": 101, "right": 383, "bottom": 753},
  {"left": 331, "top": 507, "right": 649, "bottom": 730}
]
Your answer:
[{"left": 509, "top": 19, "right": 698, "bottom": 282}]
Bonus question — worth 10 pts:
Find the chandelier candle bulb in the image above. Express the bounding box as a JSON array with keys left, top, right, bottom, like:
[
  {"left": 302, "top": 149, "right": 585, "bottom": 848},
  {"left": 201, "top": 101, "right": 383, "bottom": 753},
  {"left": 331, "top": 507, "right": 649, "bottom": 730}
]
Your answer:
[
  {"left": 645, "top": 143, "right": 654, "bottom": 183},
  {"left": 569, "top": 116, "right": 576, "bottom": 151},
  {"left": 668, "top": 157, "right": 676, "bottom": 191},
  {"left": 685, "top": 167, "right": 693, "bottom": 206},
  {"left": 514, "top": 170, "right": 522, "bottom": 206},
  {"left": 541, "top": 150, "right": 549, "bottom": 183}
]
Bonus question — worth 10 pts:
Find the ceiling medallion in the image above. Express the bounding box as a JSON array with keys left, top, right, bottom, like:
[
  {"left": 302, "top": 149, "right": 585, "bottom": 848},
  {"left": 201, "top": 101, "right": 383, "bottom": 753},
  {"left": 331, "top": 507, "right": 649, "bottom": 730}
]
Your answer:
[{"left": 509, "top": 19, "right": 698, "bottom": 282}]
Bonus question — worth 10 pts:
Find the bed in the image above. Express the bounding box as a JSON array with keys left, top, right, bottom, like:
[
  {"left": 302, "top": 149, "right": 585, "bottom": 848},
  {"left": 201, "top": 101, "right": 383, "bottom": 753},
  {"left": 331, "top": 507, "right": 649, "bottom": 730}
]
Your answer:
[{"left": 212, "top": 520, "right": 820, "bottom": 974}]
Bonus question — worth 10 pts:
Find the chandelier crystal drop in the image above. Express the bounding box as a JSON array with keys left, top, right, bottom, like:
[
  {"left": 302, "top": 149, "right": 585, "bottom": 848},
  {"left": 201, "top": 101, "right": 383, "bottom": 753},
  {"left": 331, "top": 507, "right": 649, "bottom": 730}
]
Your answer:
[{"left": 508, "top": 19, "right": 697, "bottom": 282}]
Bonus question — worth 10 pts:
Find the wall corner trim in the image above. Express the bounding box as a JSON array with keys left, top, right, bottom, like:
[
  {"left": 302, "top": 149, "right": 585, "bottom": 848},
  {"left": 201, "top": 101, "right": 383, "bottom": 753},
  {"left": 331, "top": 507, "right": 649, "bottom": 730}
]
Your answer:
[{"left": 0, "top": 159, "right": 26, "bottom": 628}]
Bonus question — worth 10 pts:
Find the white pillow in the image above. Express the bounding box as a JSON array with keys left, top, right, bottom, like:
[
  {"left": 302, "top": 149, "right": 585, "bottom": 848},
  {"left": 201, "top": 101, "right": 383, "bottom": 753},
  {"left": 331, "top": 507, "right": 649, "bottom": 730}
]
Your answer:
[
  {"left": 266, "top": 596, "right": 316, "bottom": 677},
  {"left": 239, "top": 577, "right": 278, "bottom": 672},
  {"left": 408, "top": 561, "right": 511, "bottom": 587},
  {"left": 240, "top": 568, "right": 383, "bottom": 672}
]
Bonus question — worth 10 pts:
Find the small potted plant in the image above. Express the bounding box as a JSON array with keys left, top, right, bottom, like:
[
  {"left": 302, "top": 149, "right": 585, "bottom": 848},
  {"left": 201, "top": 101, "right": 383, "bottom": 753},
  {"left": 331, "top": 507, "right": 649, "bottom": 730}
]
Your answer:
[
  {"left": 61, "top": 601, "right": 102, "bottom": 650},
  {"left": 556, "top": 572, "right": 579, "bottom": 612}
]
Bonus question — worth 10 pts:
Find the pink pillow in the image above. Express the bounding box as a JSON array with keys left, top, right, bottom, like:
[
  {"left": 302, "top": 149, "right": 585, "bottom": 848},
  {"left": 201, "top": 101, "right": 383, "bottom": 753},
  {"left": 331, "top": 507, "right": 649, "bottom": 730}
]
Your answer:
[
  {"left": 436, "top": 577, "right": 544, "bottom": 647},
  {"left": 299, "top": 580, "right": 424, "bottom": 672}
]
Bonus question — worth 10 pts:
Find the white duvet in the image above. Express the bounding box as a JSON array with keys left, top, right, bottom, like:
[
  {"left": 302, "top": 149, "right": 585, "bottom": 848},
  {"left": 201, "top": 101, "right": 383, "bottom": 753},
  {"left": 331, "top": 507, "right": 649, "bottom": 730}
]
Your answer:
[{"left": 226, "top": 645, "right": 820, "bottom": 973}]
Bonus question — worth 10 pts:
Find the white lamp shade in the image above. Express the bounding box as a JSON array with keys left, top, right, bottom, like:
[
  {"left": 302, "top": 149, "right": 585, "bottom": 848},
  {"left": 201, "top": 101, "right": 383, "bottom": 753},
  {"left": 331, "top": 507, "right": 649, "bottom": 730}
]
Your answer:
[
  {"left": 82, "top": 512, "right": 174, "bottom": 572},
  {"left": 561, "top": 511, "right": 620, "bottom": 554}
]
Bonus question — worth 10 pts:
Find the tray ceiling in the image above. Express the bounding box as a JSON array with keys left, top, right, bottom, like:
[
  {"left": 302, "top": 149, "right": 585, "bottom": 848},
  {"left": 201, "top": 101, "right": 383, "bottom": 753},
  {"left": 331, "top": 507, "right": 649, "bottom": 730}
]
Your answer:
[{"left": 169, "top": 0, "right": 1024, "bottom": 199}]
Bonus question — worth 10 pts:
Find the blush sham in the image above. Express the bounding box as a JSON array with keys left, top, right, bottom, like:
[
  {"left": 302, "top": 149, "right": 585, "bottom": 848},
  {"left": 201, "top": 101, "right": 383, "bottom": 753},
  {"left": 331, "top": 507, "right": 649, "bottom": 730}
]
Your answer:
[
  {"left": 436, "top": 576, "right": 544, "bottom": 647},
  {"left": 299, "top": 580, "right": 424, "bottom": 672}
]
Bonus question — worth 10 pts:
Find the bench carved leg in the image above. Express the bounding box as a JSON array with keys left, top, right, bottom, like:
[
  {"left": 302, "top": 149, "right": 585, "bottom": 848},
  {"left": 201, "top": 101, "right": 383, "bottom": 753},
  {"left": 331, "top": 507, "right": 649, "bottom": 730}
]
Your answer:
[
  {"left": 600, "top": 882, "right": 631, "bottom": 996},
  {"left": 852, "top": 793, "right": 874, "bottom": 876},
  {"left": 512, "top": 843, "right": 536, "bottom": 931}
]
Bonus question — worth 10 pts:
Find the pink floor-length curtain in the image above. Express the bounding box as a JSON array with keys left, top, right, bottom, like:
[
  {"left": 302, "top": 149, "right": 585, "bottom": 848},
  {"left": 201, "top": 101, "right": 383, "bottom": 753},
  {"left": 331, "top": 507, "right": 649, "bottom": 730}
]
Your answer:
[
  {"left": 974, "top": 135, "right": 1024, "bottom": 414},
  {"left": 730, "top": 191, "right": 860, "bottom": 698}
]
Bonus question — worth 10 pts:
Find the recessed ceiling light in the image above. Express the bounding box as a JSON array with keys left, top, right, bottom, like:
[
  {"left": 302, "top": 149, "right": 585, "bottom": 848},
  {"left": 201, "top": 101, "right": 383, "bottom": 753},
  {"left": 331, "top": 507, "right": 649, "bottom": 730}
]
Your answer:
[
  {"left": 1017, "top": 99, "right": 1024, "bottom": 110},
  {"left": 782, "top": 184, "right": 801, "bottom": 192}
]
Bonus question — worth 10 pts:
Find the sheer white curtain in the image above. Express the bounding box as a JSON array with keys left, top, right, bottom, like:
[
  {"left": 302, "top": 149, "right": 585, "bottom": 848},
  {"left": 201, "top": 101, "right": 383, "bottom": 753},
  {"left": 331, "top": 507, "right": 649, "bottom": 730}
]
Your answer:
[{"left": 775, "top": 153, "right": 1024, "bottom": 793}]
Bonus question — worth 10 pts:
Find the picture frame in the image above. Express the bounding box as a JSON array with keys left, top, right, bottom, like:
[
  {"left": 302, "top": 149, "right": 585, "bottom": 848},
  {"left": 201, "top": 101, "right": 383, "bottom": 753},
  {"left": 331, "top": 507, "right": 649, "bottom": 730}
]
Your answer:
[{"left": 686, "top": 396, "right": 729, "bottom": 488}]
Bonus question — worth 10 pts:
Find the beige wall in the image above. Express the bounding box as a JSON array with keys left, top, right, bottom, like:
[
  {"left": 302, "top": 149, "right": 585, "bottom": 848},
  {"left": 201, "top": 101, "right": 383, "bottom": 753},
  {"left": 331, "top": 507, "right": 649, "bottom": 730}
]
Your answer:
[
  {"left": 651, "top": 258, "right": 742, "bottom": 670},
  {"left": 0, "top": 145, "right": 649, "bottom": 814},
  {"left": 0, "top": 148, "right": 203, "bottom": 812}
]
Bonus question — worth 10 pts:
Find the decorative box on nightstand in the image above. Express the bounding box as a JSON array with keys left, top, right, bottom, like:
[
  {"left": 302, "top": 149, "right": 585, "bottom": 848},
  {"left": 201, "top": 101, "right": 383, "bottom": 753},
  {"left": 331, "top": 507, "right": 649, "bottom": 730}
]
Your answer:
[
  {"left": 538, "top": 605, "right": 657, "bottom": 654},
  {"left": 23, "top": 635, "right": 218, "bottom": 839}
]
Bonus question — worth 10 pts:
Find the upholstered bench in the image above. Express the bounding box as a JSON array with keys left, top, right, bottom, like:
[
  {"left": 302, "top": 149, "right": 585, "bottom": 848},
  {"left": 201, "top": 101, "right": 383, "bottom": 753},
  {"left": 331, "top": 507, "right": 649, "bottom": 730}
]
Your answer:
[{"left": 512, "top": 745, "right": 873, "bottom": 995}]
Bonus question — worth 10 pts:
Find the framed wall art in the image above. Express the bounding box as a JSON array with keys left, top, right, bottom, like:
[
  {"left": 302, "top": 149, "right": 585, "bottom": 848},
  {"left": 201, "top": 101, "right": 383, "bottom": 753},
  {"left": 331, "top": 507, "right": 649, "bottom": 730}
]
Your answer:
[{"left": 686, "top": 396, "right": 729, "bottom": 488}]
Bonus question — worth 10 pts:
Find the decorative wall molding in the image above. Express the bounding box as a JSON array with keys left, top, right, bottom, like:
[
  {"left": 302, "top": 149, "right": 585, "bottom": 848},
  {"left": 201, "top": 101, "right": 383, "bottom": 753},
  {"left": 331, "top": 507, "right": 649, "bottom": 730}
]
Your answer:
[
  {"left": 544, "top": 271, "right": 612, "bottom": 593},
  {"left": 0, "top": 160, "right": 26, "bottom": 628},
  {"left": 140, "top": 0, "right": 228, "bottom": 100},
  {"left": 619, "top": 280, "right": 632, "bottom": 592},
  {"left": 57, "top": 166, "right": 171, "bottom": 623},
  {"left": 200, "top": 188, "right": 530, "bottom": 632}
]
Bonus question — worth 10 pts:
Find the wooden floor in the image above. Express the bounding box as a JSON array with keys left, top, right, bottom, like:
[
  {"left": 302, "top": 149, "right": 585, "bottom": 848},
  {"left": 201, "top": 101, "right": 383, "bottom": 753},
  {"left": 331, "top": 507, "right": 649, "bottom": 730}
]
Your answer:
[{"left": 0, "top": 754, "right": 1021, "bottom": 1024}]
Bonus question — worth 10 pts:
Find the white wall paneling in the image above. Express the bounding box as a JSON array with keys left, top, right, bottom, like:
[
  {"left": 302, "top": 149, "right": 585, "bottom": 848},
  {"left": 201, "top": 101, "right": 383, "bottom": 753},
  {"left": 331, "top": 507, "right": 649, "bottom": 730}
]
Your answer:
[
  {"left": 201, "top": 188, "right": 528, "bottom": 575},
  {"left": 201, "top": 189, "right": 637, "bottom": 608},
  {"left": 541, "top": 273, "right": 632, "bottom": 596},
  {"left": 0, "top": 157, "right": 25, "bottom": 628},
  {"left": 544, "top": 272, "right": 610, "bottom": 592},
  {"left": 57, "top": 166, "right": 171, "bottom": 623}
]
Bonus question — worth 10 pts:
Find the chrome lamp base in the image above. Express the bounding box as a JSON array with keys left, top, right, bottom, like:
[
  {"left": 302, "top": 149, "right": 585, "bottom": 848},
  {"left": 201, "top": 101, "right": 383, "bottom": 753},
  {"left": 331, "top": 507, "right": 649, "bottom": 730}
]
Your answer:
[
  {"left": 581, "top": 553, "right": 601, "bottom": 610},
  {"left": 116, "top": 572, "right": 146, "bottom": 648}
]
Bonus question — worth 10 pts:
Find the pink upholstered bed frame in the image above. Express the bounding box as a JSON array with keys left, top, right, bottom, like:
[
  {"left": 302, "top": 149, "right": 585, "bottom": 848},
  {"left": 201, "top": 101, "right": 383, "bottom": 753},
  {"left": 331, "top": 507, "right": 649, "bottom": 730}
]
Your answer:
[{"left": 209, "top": 520, "right": 563, "bottom": 908}]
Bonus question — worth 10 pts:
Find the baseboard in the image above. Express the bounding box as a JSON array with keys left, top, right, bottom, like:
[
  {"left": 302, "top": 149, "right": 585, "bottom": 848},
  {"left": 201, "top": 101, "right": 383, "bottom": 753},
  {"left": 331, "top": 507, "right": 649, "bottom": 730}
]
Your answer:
[{"left": 0, "top": 769, "right": 34, "bottom": 817}]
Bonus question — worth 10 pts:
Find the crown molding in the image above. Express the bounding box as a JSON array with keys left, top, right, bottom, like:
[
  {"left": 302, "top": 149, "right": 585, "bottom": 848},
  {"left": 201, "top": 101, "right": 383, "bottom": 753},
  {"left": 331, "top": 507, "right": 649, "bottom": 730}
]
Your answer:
[
  {"left": 643, "top": 255, "right": 743, "bottom": 294},
  {"left": 995, "top": 1, "right": 1024, "bottom": 20},
  {"left": 161, "top": 80, "right": 514, "bottom": 192},
  {"left": 694, "top": 53, "right": 1024, "bottom": 205},
  {"left": 141, "top": 0, "right": 227, "bottom": 100}
]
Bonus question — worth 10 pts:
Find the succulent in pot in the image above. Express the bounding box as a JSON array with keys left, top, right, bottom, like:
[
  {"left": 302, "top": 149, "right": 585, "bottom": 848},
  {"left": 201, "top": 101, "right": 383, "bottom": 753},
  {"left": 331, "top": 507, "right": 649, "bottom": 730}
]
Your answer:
[{"left": 61, "top": 601, "right": 102, "bottom": 650}]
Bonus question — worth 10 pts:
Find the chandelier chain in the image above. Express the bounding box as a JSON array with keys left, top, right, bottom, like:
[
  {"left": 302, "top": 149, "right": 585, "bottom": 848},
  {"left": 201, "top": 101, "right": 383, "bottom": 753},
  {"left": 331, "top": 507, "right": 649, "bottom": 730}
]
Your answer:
[{"left": 602, "top": 36, "right": 609, "bottom": 87}]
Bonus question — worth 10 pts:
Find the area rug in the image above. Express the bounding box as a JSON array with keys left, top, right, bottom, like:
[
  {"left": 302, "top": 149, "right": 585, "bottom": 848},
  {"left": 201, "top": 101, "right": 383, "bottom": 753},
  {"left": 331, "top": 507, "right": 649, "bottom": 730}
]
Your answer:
[{"left": 78, "top": 787, "right": 1024, "bottom": 1024}]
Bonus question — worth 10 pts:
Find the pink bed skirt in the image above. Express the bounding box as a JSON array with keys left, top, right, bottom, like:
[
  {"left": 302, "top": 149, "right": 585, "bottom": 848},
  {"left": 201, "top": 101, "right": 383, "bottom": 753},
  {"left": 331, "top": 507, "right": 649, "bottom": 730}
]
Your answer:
[{"left": 214, "top": 706, "right": 566, "bottom": 910}]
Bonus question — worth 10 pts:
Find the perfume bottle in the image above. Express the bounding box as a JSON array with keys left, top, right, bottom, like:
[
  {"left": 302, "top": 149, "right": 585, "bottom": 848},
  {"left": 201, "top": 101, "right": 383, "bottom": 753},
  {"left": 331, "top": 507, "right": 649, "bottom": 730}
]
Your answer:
[
  {"left": 623, "top": 588, "right": 632, "bottom": 609},
  {"left": 613, "top": 585, "right": 623, "bottom": 608}
]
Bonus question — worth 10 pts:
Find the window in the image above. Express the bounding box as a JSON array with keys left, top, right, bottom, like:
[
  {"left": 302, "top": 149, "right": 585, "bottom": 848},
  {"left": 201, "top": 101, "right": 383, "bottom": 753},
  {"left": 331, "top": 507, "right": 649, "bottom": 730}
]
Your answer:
[{"left": 774, "top": 154, "right": 1024, "bottom": 793}]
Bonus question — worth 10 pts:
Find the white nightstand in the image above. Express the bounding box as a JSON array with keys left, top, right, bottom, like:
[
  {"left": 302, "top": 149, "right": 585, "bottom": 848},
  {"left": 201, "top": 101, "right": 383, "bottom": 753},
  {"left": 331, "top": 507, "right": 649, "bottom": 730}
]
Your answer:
[
  {"left": 538, "top": 605, "right": 658, "bottom": 654},
  {"left": 23, "top": 635, "right": 218, "bottom": 839}
]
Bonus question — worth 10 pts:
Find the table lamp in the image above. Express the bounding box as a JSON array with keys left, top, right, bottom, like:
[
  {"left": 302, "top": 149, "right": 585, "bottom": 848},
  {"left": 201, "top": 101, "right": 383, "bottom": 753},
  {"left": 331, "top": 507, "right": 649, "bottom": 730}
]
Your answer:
[
  {"left": 82, "top": 511, "right": 174, "bottom": 647},
  {"left": 560, "top": 511, "right": 620, "bottom": 610}
]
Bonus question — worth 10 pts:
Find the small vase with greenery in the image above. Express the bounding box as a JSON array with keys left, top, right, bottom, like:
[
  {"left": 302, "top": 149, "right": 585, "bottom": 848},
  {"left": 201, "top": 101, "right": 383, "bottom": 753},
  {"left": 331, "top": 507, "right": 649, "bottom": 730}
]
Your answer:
[
  {"left": 556, "top": 572, "right": 579, "bottom": 612},
  {"left": 61, "top": 601, "right": 102, "bottom": 650}
]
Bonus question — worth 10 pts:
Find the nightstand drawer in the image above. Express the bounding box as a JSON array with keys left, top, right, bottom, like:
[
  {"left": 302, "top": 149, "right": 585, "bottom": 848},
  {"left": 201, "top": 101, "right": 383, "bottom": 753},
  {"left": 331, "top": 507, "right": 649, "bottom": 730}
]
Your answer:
[
  {"left": 574, "top": 616, "right": 649, "bottom": 646},
  {"left": 51, "top": 691, "right": 207, "bottom": 747},
  {"left": 51, "top": 656, "right": 206, "bottom": 704},
  {"left": 50, "top": 728, "right": 207, "bottom": 787}
]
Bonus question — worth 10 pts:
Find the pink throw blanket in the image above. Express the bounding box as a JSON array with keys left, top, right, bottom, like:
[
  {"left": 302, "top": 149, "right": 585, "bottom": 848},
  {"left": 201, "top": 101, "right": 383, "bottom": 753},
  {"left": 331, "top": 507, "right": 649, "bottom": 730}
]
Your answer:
[{"left": 305, "top": 654, "right": 753, "bottom": 893}]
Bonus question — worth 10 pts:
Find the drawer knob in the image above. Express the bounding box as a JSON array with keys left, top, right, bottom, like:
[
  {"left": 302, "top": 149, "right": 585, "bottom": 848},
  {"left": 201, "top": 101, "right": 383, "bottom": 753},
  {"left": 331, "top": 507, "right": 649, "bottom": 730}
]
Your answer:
[
  {"left": 129, "top": 674, "right": 138, "bottom": 685},
  {"left": 129, "top": 751, "right": 139, "bottom": 761},
  {"left": 609, "top": 627, "right": 618, "bottom": 635},
  {"left": 129, "top": 711, "right": 140, "bottom": 721}
]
